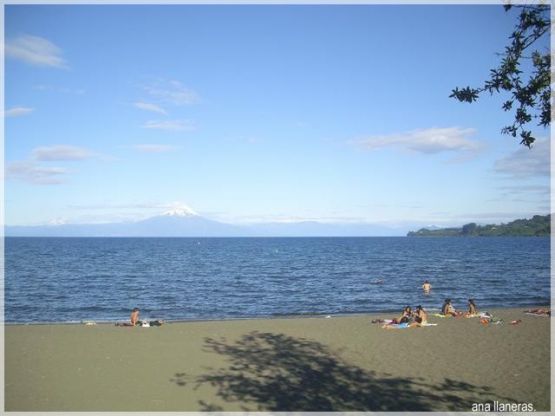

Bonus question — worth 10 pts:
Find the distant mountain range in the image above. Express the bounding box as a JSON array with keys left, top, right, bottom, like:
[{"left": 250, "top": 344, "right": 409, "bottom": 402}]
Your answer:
[
  {"left": 407, "top": 214, "right": 551, "bottom": 237},
  {"left": 5, "top": 209, "right": 405, "bottom": 237}
]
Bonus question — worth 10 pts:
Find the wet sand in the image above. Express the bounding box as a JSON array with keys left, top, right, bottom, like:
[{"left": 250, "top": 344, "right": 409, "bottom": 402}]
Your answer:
[{"left": 4, "top": 307, "right": 551, "bottom": 411}]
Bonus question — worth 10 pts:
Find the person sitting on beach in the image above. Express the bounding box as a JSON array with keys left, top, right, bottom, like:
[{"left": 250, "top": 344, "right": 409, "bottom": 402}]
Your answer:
[
  {"left": 441, "top": 299, "right": 461, "bottom": 317},
  {"left": 411, "top": 305, "right": 428, "bottom": 327},
  {"left": 130, "top": 307, "right": 140, "bottom": 326},
  {"left": 382, "top": 306, "right": 412, "bottom": 327},
  {"left": 422, "top": 280, "right": 431, "bottom": 294},
  {"left": 116, "top": 307, "right": 140, "bottom": 327},
  {"left": 465, "top": 299, "right": 478, "bottom": 317},
  {"left": 394, "top": 306, "right": 413, "bottom": 324}
]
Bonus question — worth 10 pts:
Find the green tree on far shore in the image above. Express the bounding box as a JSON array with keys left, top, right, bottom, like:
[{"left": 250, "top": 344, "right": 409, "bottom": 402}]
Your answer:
[
  {"left": 450, "top": 4, "right": 550, "bottom": 147},
  {"left": 407, "top": 214, "right": 550, "bottom": 237}
]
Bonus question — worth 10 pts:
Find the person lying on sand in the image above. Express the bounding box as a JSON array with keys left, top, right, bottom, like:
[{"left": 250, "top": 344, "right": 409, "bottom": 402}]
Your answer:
[
  {"left": 465, "top": 299, "right": 478, "bottom": 317},
  {"left": 525, "top": 308, "right": 551, "bottom": 316}
]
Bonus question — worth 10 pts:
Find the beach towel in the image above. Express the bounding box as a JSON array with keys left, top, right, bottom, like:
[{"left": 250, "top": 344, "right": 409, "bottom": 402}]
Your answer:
[
  {"left": 382, "top": 322, "right": 409, "bottom": 329},
  {"left": 420, "top": 322, "right": 438, "bottom": 327},
  {"left": 432, "top": 313, "right": 447, "bottom": 318},
  {"left": 372, "top": 319, "right": 394, "bottom": 324}
]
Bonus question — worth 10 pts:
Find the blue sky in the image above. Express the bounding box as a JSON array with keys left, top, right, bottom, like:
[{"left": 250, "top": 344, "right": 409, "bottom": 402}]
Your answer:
[{"left": 5, "top": 4, "right": 550, "bottom": 230}]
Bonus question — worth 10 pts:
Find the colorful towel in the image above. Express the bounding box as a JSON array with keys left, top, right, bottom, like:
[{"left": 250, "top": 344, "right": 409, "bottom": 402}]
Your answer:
[{"left": 382, "top": 322, "right": 409, "bottom": 329}]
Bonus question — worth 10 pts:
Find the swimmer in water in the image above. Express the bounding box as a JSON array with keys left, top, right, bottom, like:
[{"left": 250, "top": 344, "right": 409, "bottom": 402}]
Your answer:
[{"left": 422, "top": 280, "right": 431, "bottom": 294}]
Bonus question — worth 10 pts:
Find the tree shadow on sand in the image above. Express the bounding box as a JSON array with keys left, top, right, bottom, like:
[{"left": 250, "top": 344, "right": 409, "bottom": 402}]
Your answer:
[{"left": 171, "top": 331, "right": 515, "bottom": 411}]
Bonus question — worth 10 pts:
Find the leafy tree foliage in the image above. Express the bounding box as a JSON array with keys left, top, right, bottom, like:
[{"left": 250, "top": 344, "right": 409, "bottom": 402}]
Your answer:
[
  {"left": 462, "top": 222, "right": 478, "bottom": 235},
  {"left": 450, "top": 4, "right": 550, "bottom": 147},
  {"left": 407, "top": 214, "right": 550, "bottom": 237}
]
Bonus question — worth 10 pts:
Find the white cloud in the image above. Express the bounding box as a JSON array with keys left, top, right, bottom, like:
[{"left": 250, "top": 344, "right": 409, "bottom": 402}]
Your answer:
[
  {"left": 5, "top": 34, "right": 68, "bottom": 69},
  {"left": 143, "top": 119, "right": 195, "bottom": 131},
  {"left": 132, "top": 144, "right": 179, "bottom": 153},
  {"left": 494, "top": 138, "right": 550, "bottom": 178},
  {"left": 6, "top": 161, "right": 67, "bottom": 185},
  {"left": 133, "top": 101, "right": 167, "bottom": 115},
  {"left": 354, "top": 127, "right": 483, "bottom": 155},
  {"left": 32, "top": 145, "right": 95, "bottom": 161},
  {"left": 144, "top": 79, "right": 199, "bottom": 105},
  {"left": 5, "top": 107, "right": 34, "bottom": 117}
]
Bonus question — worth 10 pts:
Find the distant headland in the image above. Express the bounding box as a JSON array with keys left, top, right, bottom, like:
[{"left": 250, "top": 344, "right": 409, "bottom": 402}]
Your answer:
[{"left": 407, "top": 214, "right": 550, "bottom": 237}]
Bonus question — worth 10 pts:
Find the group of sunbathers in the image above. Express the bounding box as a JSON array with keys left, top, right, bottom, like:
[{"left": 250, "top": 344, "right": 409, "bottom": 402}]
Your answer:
[
  {"left": 386, "top": 305, "right": 429, "bottom": 327},
  {"left": 441, "top": 298, "right": 478, "bottom": 317},
  {"left": 381, "top": 297, "right": 479, "bottom": 329}
]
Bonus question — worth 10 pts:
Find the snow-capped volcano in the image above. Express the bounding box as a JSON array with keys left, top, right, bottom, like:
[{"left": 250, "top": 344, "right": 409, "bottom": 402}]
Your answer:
[
  {"left": 162, "top": 205, "right": 198, "bottom": 217},
  {"left": 5, "top": 201, "right": 406, "bottom": 236}
]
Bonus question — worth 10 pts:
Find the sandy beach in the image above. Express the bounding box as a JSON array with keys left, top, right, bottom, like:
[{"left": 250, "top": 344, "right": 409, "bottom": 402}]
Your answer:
[{"left": 4, "top": 307, "right": 551, "bottom": 411}]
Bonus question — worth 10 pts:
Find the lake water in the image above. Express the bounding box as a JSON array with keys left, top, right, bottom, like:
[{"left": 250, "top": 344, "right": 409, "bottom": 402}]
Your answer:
[{"left": 4, "top": 237, "right": 550, "bottom": 323}]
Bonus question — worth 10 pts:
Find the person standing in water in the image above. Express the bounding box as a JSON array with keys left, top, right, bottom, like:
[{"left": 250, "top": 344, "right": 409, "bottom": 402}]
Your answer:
[{"left": 422, "top": 280, "right": 432, "bottom": 294}]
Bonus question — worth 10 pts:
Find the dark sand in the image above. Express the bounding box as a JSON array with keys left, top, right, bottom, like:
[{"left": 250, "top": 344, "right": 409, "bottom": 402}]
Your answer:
[{"left": 4, "top": 307, "right": 551, "bottom": 411}]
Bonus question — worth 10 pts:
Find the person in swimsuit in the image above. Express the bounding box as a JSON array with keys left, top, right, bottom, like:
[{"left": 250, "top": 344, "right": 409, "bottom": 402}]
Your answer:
[
  {"left": 422, "top": 280, "right": 432, "bottom": 294},
  {"left": 465, "top": 299, "right": 478, "bottom": 317},
  {"left": 525, "top": 308, "right": 550, "bottom": 316},
  {"left": 130, "top": 307, "right": 140, "bottom": 325},
  {"left": 382, "top": 306, "right": 410, "bottom": 329},
  {"left": 410, "top": 305, "right": 428, "bottom": 327},
  {"left": 398, "top": 306, "right": 413, "bottom": 324},
  {"left": 441, "top": 299, "right": 460, "bottom": 317},
  {"left": 115, "top": 307, "right": 140, "bottom": 327}
]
